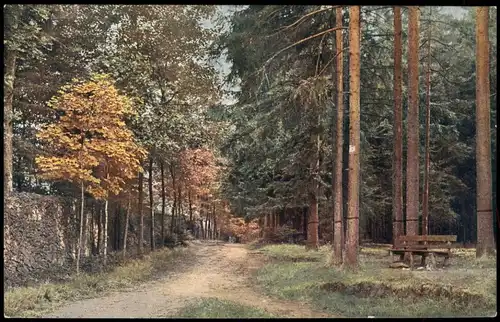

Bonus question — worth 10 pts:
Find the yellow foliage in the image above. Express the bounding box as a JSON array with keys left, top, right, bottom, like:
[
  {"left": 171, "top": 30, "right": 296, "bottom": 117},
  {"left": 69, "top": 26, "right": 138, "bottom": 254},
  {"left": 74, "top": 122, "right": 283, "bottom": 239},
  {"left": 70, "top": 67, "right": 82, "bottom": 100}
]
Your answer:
[{"left": 36, "top": 73, "right": 148, "bottom": 199}]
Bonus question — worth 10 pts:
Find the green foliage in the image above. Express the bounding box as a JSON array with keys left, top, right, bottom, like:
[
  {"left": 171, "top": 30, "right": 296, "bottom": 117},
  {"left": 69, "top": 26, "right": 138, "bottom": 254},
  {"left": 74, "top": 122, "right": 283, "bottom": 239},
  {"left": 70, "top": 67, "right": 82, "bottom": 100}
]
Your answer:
[{"left": 216, "top": 6, "right": 497, "bottom": 242}]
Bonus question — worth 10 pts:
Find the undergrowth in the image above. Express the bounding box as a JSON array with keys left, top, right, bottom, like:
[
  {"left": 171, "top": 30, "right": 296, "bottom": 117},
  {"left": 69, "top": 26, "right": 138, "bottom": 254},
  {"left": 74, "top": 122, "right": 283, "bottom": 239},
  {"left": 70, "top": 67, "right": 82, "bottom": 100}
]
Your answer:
[
  {"left": 252, "top": 244, "right": 496, "bottom": 317},
  {"left": 4, "top": 246, "right": 194, "bottom": 318}
]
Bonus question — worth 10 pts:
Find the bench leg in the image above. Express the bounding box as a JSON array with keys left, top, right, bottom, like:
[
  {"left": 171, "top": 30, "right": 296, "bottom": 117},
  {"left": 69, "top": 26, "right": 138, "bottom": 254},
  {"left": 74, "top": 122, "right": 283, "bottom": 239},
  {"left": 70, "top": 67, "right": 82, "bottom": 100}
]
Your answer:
[
  {"left": 430, "top": 253, "right": 437, "bottom": 269},
  {"left": 443, "top": 256, "right": 450, "bottom": 267},
  {"left": 409, "top": 253, "right": 414, "bottom": 270}
]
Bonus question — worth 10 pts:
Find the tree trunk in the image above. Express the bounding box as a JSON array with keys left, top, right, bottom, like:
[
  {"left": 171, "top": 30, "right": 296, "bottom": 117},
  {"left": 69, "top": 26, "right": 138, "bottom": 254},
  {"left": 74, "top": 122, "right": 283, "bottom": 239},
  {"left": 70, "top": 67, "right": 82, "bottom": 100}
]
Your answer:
[
  {"left": 3, "top": 44, "right": 17, "bottom": 196},
  {"left": 213, "top": 203, "right": 217, "bottom": 240},
  {"left": 104, "top": 198, "right": 109, "bottom": 266},
  {"left": 422, "top": 7, "right": 432, "bottom": 236},
  {"left": 199, "top": 219, "right": 205, "bottom": 240},
  {"left": 170, "top": 165, "right": 176, "bottom": 234},
  {"left": 345, "top": 6, "right": 361, "bottom": 268},
  {"left": 333, "top": 6, "right": 344, "bottom": 264},
  {"left": 207, "top": 211, "right": 211, "bottom": 240},
  {"left": 177, "top": 186, "right": 183, "bottom": 232},
  {"left": 392, "top": 6, "right": 404, "bottom": 244},
  {"left": 161, "top": 161, "right": 166, "bottom": 244},
  {"left": 91, "top": 202, "right": 96, "bottom": 255},
  {"left": 307, "top": 108, "right": 321, "bottom": 251},
  {"left": 475, "top": 7, "right": 495, "bottom": 258},
  {"left": 76, "top": 181, "right": 85, "bottom": 274},
  {"left": 149, "top": 158, "right": 155, "bottom": 251},
  {"left": 263, "top": 214, "right": 269, "bottom": 239},
  {"left": 138, "top": 170, "right": 144, "bottom": 254},
  {"left": 123, "top": 198, "right": 130, "bottom": 258},
  {"left": 97, "top": 203, "right": 102, "bottom": 255},
  {"left": 406, "top": 6, "right": 420, "bottom": 237}
]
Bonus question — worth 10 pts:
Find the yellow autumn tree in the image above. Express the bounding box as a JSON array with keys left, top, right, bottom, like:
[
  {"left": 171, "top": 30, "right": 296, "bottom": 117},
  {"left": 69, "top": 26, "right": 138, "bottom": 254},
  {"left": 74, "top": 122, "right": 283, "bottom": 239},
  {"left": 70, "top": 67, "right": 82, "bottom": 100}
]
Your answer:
[{"left": 36, "top": 73, "right": 147, "bottom": 272}]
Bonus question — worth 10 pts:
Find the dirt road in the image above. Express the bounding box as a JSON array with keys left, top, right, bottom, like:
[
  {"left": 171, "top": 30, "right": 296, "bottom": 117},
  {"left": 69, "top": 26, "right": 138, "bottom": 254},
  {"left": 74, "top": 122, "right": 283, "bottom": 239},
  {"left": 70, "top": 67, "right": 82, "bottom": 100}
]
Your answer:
[{"left": 46, "top": 241, "right": 332, "bottom": 318}]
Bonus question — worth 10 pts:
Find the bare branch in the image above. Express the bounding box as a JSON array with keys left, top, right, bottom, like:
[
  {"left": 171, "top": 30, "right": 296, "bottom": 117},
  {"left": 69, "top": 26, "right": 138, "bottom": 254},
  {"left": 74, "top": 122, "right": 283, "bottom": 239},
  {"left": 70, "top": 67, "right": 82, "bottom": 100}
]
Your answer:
[
  {"left": 264, "top": 26, "right": 348, "bottom": 67},
  {"left": 318, "top": 47, "right": 349, "bottom": 76},
  {"left": 269, "top": 6, "right": 339, "bottom": 37}
]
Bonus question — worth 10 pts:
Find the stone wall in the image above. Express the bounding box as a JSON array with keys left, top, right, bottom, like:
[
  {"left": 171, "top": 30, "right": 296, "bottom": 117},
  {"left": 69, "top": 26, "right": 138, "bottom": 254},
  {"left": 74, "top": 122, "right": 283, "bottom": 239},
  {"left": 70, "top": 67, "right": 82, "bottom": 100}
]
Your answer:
[{"left": 4, "top": 193, "right": 79, "bottom": 288}]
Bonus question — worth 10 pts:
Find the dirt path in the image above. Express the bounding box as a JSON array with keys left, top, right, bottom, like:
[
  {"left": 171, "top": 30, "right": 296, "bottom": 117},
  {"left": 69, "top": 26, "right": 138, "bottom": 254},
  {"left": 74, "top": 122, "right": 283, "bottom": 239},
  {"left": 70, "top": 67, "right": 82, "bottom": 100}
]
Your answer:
[{"left": 46, "top": 241, "right": 332, "bottom": 318}]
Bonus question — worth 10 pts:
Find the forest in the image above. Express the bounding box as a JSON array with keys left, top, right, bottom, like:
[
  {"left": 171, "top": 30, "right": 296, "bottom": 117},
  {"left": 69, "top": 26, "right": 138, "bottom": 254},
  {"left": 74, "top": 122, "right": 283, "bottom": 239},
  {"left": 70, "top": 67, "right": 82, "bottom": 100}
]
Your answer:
[{"left": 3, "top": 5, "right": 497, "bottom": 318}]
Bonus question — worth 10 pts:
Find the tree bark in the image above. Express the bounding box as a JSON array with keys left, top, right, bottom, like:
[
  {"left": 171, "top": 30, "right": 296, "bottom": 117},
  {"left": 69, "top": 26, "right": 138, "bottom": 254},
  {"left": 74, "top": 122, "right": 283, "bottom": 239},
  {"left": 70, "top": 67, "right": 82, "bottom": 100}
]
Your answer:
[
  {"left": 207, "top": 210, "right": 211, "bottom": 240},
  {"left": 475, "top": 7, "right": 495, "bottom": 258},
  {"left": 392, "top": 6, "right": 404, "bottom": 244},
  {"left": 123, "top": 198, "right": 130, "bottom": 258},
  {"left": 161, "top": 161, "right": 166, "bottom": 244},
  {"left": 422, "top": 7, "right": 432, "bottom": 236},
  {"left": 149, "top": 157, "right": 155, "bottom": 251},
  {"left": 170, "top": 165, "right": 176, "bottom": 235},
  {"left": 177, "top": 185, "right": 183, "bottom": 232},
  {"left": 97, "top": 203, "right": 102, "bottom": 255},
  {"left": 138, "top": 170, "right": 144, "bottom": 254},
  {"left": 188, "top": 190, "right": 193, "bottom": 226},
  {"left": 333, "top": 6, "right": 344, "bottom": 264},
  {"left": 104, "top": 198, "right": 109, "bottom": 266},
  {"left": 213, "top": 203, "right": 217, "bottom": 240},
  {"left": 345, "top": 6, "right": 361, "bottom": 268},
  {"left": 3, "top": 37, "right": 17, "bottom": 196},
  {"left": 76, "top": 181, "right": 85, "bottom": 274},
  {"left": 406, "top": 6, "right": 420, "bottom": 238}
]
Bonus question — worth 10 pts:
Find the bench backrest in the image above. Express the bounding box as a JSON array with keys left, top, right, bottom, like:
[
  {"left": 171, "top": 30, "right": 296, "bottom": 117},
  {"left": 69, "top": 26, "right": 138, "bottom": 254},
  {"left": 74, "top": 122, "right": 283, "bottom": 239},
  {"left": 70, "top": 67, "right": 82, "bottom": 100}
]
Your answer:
[{"left": 394, "top": 235, "right": 457, "bottom": 248}]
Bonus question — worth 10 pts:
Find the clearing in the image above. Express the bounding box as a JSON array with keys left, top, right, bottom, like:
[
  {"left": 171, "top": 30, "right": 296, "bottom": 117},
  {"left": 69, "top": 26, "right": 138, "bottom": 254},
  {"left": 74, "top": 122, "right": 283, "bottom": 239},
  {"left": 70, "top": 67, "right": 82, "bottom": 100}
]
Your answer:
[{"left": 43, "top": 241, "right": 331, "bottom": 318}]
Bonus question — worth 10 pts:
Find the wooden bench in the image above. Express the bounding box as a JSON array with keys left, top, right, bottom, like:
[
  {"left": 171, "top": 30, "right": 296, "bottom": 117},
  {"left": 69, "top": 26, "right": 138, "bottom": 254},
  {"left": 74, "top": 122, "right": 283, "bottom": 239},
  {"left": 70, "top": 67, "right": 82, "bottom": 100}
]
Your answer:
[{"left": 389, "top": 235, "right": 457, "bottom": 270}]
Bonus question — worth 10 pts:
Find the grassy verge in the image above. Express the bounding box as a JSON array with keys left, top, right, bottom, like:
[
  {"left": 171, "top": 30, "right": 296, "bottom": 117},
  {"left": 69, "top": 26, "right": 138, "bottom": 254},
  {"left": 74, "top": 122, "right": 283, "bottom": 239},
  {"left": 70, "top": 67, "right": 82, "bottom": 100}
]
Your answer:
[
  {"left": 252, "top": 244, "right": 496, "bottom": 318},
  {"left": 4, "top": 246, "right": 194, "bottom": 318},
  {"left": 175, "top": 298, "right": 275, "bottom": 318}
]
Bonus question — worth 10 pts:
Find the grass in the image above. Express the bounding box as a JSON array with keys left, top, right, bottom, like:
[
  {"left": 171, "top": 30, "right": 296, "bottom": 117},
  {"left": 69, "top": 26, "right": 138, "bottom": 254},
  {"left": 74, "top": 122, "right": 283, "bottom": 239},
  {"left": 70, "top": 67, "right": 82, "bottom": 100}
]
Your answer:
[
  {"left": 4, "top": 246, "right": 194, "bottom": 318},
  {"left": 175, "top": 298, "right": 275, "bottom": 318},
  {"left": 252, "top": 244, "right": 497, "bottom": 318}
]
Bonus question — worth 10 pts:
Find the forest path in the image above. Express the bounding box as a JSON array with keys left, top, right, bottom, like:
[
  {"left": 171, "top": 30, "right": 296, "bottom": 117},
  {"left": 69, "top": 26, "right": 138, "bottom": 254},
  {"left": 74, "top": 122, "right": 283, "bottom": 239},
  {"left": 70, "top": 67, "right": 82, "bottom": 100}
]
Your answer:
[{"left": 46, "top": 241, "right": 332, "bottom": 318}]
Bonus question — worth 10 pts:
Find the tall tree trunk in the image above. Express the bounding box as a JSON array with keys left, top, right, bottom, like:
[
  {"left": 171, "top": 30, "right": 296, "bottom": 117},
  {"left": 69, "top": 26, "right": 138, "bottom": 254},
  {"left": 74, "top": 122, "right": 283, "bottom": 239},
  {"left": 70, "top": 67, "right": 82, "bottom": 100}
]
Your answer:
[
  {"left": 199, "top": 219, "right": 205, "bottom": 240},
  {"left": 333, "top": 6, "right": 345, "bottom": 264},
  {"left": 188, "top": 190, "right": 193, "bottom": 226},
  {"left": 422, "top": 8, "right": 432, "bottom": 236},
  {"left": 177, "top": 185, "right": 183, "bottom": 232},
  {"left": 3, "top": 45, "right": 17, "bottom": 196},
  {"left": 307, "top": 110, "right": 321, "bottom": 251},
  {"left": 97, "top": 203, "right": 102, "bottom": 255},
  {"left": 149, "top": 158, "right": 155, "bottom": 251},
  {"left": 213, "top": 203, "right": 217, "bottom": 240},
  {"left": 123, "top": 198, "right": 130, "bottom": 258},
  {"left": 76, "top": 181, "right": 85, "bottom": 274},
  {"left": 392, "top": 6, "right": 404, "bottom": 245},
  {"left": 475, "top": 7, "right": 495, "bottom": 257},
  {"left": 345, "top": 6, "right": 361, "bottom": 268},
  {"left": 161, "top": 161, "right": 166, "bottom": 244},
  {"left": 406, "top": 7, "right": 420, "bottom": 237},
  {"left": 91, "top": 202, "right": 96, "bottom": 255},
  {"left": 170, "top": 165, "right": 176, "bottom": 235},
  {"left": 104, "top": 198, "right": 109, "bottom": 266},
  {"left": 207, "top": 211, "right": 211, "bottom": 240},
  {"left": 263, "top": 214, "right": 269, "bottom": 239},
  {"left": 138, "top": 170, "right": 144, "bottom": 254}
]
